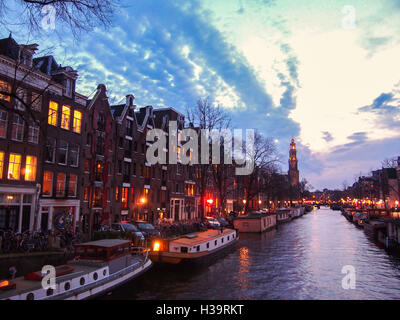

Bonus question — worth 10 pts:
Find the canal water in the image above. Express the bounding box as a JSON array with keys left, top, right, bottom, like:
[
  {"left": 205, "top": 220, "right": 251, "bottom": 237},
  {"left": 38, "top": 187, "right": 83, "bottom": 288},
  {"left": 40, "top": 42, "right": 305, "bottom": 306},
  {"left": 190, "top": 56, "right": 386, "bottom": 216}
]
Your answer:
[{"left": 104, "top": 207, "right": 400, "bottom": 300}]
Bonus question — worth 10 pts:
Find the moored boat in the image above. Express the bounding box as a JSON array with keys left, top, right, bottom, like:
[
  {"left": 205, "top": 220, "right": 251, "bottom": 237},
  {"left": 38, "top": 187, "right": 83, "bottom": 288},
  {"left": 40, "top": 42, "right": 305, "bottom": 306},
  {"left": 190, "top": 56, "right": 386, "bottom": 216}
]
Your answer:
[
  {"left": 233, "top": 211, "right": 277, "bottom": 232},
  {"left": 149, "top": 228, "right": 238, "bottom": 265},
  {"left": 290, "top": 207, "right": 305, "bottom": 219},
  {"left": 275, "top": 208, "right": 292, "bottom": 224},
  {"left": 353, "top": 212, "right": 368, "bottom": 228},
  {"left": 0, "top": 239, "right": 152, "bottom": 300},
  {"left": 363, "top": 219, "right": 386, "bottom": 240}
]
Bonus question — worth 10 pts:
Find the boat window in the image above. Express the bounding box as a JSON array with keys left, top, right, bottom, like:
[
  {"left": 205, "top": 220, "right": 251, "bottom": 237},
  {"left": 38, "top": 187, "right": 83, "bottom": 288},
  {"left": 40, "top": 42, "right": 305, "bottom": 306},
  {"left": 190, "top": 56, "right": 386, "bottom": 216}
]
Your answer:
[
  {"left": 46, "top": 288, "right": 53, "bottom": 296},
  {"left": 221, "top": 238, "right": 224, "bottom": 243},
  {"left": 214, "top": 240, "right": 217, "bottom": 246},
  {"left": 228, "top": 236, "right": 230, "bottom": 240},
  {"left": 26, "top": 293, "right": 34, "bottom": 300},
  {"left": 98, "top": 249, "right": 107, "bottom": 259},
  {"left": 180, "top": 246, "right": 188, "bottom": 253},
  {"left": 75, "top": 247, "right": 85, "bottom": 257},
  {"left": 86, "top": 248, "right": 97, "bottom": 258},
  {"left": 197, "top": 245, "right": 200, "bottom": 252},
  {"left": 80, "top": 277, "right": 85, "bottom": 286},
  {"left": 206, "top": 243, "right": 209, "bottom": 249},
  {"left": 103, "top": 269, "right": 107, "bottom": 276},
  {"left": 93, "top": 272, "right": 98, "bottom": 281},
  {"left": 232, "top": 234, "right": 235, "bottom": 238},
  {"left": 64, "top": 282, "right": 71, "bottom": 291}
]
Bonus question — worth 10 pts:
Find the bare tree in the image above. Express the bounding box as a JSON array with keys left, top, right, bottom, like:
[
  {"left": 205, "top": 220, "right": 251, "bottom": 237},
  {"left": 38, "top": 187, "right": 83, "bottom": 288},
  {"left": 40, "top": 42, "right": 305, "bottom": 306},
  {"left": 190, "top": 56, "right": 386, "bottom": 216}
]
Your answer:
[
  {"left": 238, "top": 131, "right": 278, "bottom": 214},
  {"left": 0, "top": 0, "right": 119, "bottom": 38},
  {"left": 186, "top": 97, "right": 231, "bottom": 217},
  {"left": 381, "top": 157, "right": 398, "bottom": 169}
]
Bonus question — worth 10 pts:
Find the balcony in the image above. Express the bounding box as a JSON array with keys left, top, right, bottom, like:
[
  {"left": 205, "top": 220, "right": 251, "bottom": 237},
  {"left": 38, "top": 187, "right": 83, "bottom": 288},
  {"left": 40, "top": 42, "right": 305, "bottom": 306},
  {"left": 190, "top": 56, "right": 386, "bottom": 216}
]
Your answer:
[{"left": 123, "top": 175, "right": 130, "bottom": 183}]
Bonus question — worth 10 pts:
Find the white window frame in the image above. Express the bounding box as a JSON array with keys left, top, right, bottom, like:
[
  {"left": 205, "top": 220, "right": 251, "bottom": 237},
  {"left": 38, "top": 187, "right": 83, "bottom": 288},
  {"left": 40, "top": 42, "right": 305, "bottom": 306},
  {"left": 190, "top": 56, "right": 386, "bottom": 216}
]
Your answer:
[
  {"left": 28, "top": 124, "right": 39, "bottom": 144},
  {"left": 0, "top": 110, "right": 7, "bottom": 138},
  {"left": 68, "top": 174, "right": 78, "bottom": 197},
  {"left": 43, "top": 171, "right": 53, "bottom": 197},
  {"left": 58, "top": 140, "right": 68, "bottom": 165},
  {"left": 56, "top": 173, "right": 66, "bottom": 197},
  {"left": 68, "top": 144, "right": 79, "bottom": 167},
  {"left": 11, "top": 114, "right": 24, "bottom": 142}
]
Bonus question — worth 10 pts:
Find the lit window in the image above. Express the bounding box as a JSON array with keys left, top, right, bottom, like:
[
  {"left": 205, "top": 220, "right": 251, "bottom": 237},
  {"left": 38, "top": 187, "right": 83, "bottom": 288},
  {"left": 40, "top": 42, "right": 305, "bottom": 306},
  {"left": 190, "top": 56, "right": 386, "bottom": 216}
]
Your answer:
[
  {"left": 48, "top": 101, "right": 58, "bottom": 126},
  {"left": 0, "top": 152, "right": 4, "bottom": 179},
  {"left": 56, "top": 173, "right": 66, "bottom": 197},
  {"left": 43, "top": 171, "right": 53, "bottom": 196},
  {"left": 11, "top": 114, "right": 24, "bottom": 141},
  {"left": 83, "top": 187, "right": 89, "bottom": 201},
  {"left": 61, "top": 105, "right": 71, "bottom": 130},
  {"left": 115, "top": 186, "right": 120, "bottom": 201},
  {"left": 58, "top": 140, "right": 68, "bottom": 165},
  {"left": 73, "top": 110, "right": 82, "bottom": 133},
  {"left": 68, "top": 174, "right": 77, "bottom": 197},
  {"left": 92, "top": 187, "right": 102, "bottom": 207},
  {"left": 7, "top": 153, "right": 21, "bottom": 180},
  {"left": 31, "top": 93, "right": 41, "bottom": 111},
  {"left": 25, "top": 156, "right": 37, "bottom": 181},
  {"left": 121, "top": 187, "right": 128, "bottom": 209},
  {"left": 0, "top": 81, "right": 11, "bottom": 101},
  {"left": 0, "top": 110, "right": 7, "bottom": 138},
  {"left": 68, "top": 144, "right": 79, "bottom": 167},
  {"left": 28, "top": 123, "right": 39, "bottom": 144}
]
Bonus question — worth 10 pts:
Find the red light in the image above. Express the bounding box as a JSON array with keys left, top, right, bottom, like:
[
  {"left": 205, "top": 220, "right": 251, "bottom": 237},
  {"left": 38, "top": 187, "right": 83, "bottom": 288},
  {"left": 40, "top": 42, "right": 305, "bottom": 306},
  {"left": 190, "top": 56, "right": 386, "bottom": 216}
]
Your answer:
[{"left": 206, "top": 199, "right": 213, "bottom": 205}]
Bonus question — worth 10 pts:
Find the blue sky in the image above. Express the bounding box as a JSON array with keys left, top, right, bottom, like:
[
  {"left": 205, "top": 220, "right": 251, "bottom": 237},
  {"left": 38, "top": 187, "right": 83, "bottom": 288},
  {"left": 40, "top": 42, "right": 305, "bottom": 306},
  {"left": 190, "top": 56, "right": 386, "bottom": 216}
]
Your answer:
[{"left": 3, "top": 0, "right": 400, "bottom": 190}]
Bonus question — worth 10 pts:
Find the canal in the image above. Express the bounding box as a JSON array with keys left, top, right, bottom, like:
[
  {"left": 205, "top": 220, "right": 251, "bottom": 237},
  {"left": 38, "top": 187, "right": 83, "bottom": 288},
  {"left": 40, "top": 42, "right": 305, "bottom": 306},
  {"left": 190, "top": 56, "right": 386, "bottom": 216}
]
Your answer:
[{"left": 103, "top": 207, "right": 400, "bottom": 300}]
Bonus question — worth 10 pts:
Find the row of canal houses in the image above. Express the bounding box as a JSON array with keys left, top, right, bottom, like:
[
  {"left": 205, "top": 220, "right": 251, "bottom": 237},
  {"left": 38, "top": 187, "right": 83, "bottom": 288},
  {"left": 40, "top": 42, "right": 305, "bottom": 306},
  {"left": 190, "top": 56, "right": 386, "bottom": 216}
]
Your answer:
[
  {"left": 0, "top": 36, "right": 276, "bottom": 238},
  {"left": 0, "top": 35, "right": 209, "bottom": 238}
]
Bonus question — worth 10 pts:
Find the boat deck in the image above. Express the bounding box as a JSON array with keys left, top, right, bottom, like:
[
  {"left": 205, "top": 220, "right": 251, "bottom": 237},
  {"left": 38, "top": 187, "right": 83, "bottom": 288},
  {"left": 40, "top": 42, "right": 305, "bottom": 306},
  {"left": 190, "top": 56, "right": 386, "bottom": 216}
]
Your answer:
[
  {"left": 0, "top": 255, "right": 143, "bottom": 300},
  {"left": 0, "top": 263, "right": 98, "bottom": 300},
  {"left": 170, "top": 229, "right": 235, "bottom": 246}
]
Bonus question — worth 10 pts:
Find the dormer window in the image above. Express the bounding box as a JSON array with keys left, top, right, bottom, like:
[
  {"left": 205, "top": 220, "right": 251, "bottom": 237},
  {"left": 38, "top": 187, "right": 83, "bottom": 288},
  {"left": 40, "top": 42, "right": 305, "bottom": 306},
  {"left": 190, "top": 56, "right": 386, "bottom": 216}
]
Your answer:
[
  {"left": 19, "top": 50, "right": 32, "bottom": 67},
  {"left": 64, "top": 79, "right": 73, "bottom": 97}
]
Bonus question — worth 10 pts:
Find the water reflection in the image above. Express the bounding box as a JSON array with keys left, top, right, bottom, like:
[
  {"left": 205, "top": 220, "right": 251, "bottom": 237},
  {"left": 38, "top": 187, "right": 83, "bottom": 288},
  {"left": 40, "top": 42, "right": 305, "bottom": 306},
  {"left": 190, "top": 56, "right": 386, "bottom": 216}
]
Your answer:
[{"left": 103, "top": 208, "right": 400, "bottom": 300}]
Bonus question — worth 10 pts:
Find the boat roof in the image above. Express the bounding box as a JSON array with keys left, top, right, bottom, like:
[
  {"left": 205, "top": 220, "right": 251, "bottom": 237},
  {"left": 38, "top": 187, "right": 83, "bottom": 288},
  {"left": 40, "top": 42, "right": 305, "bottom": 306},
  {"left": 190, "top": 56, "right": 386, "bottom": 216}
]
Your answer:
[
  {"left": 170, "top": 229, "right": 235, "bottom": 246},
  {"left": 235, "top": 212, "right": 275, "bottom": 219},
  {"left": 75, "top": 239, "right": 131, "bottom": 248}
]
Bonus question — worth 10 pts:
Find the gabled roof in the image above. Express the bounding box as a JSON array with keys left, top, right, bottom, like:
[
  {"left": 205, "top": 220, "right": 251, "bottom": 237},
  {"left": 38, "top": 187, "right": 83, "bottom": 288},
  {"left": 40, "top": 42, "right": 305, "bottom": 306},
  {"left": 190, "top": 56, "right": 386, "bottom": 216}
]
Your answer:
[
  {"left": 111, "top": 104, "right": 125, "bottom": 117},
  {"left": 33, "top": 55, "right": 60, "bottom": 75},
  {"left": 0, "top": 35, "right": 20, "bottom": 60}
]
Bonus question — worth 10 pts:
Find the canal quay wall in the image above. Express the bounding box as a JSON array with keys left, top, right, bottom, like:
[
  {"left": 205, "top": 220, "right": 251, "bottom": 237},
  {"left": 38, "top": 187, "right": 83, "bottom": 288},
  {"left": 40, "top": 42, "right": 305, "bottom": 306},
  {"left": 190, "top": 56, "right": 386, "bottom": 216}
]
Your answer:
[
  {"left": 0, "top": 251, "right": 73, "bottom": 279},
  {"left": 0, "top": 206, "right": 310, "bottom": 279}
]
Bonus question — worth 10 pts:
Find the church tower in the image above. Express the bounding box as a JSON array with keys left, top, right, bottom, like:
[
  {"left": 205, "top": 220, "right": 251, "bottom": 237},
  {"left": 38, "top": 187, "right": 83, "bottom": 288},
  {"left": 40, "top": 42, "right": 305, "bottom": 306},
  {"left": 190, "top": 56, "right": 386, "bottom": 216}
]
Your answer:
[{"left": 288, "top": 138, "right": 299, "bottom": 187}]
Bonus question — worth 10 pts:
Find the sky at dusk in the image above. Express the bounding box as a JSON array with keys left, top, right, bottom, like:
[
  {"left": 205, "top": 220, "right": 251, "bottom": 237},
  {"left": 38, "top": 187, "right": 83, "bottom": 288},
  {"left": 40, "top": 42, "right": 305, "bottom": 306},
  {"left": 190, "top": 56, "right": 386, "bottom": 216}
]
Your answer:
[{"left": 3, "top": 0, "right": 400, "bottom": 190}]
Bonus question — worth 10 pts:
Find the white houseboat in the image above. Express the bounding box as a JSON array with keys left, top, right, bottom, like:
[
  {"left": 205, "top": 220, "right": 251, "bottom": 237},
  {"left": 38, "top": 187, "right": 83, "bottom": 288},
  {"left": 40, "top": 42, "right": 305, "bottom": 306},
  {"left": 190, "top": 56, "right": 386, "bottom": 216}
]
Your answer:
[
  {"left": 149, "top": 228, "right": 238, "bottom": 265},
  {"left": 290, "top": 207, "right": 305, "bottom": 219},
  {"left": 275, "top": 209, "right": 292, "bottom": 224},
  {"left": 233, "top": 212, "right": 277, "bottom": 233},
  {"left": 0, "top": 239, "right": 152, "bottom": 300}
]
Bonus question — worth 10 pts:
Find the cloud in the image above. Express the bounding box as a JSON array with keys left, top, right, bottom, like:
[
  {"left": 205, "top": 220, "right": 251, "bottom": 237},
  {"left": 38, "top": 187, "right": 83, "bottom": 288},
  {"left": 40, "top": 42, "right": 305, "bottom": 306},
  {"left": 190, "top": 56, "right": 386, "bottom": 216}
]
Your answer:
[{"left": 322, "top": 131, "right": 333, "bottom": 142}]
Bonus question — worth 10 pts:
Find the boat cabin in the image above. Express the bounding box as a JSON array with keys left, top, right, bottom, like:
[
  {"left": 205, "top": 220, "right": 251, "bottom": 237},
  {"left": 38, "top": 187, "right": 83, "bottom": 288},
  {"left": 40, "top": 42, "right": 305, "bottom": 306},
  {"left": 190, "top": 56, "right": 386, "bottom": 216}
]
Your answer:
[
  {"left": 233, "top": 212, "right": 277, "bottom": 233},
  {"left": 74, "top": 239, "right": 132, "bottom": 262}
]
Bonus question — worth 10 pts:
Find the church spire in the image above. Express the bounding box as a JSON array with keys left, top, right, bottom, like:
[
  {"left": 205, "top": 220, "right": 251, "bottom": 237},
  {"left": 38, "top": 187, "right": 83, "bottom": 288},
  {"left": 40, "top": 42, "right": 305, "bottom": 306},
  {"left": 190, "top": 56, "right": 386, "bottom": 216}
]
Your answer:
[{"left": 288, "top": 138, "right": 299, "bottom": 187}]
